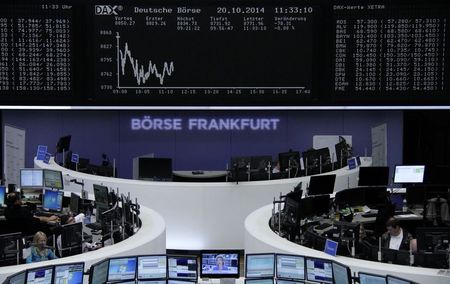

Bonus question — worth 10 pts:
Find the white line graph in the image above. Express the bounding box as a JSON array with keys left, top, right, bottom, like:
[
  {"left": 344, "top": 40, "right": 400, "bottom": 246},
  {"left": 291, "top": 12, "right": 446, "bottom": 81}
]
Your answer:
[{"left": 116, "top": 32, "right": 174, "bottom": 87}]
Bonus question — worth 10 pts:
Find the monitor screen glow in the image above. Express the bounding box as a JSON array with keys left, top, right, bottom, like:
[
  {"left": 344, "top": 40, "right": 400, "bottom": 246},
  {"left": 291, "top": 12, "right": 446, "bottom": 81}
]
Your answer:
[
  {"left": 331, "top": 262, "right": 351, "bottom": 284},
  {"left": 137, "top": 255, "right": 167, "bottom": 280},
  {"left": 276, "top": 254, "right": 305, "bottom": 281},
  {"left": 245, "top": 279, "right": 274, "bottom": 284},
  {"left": 200, "top": 251, "right": 239, "bottom": 278},
  {"left": 43, "top": 169, "right": 64, "bottom": 189},
  {"left": 305, "top": 258, "right": 333, "bottom": 284},
  {"left": 386, "top": 275, "right": 414, "bottom": 284},
  {"left": 245, "top": 253, "right": 275, "bottom": 278},
  {"left": 0, "top": 186, "right": 6, "bottom": 207},
  {"left": 167, "top": 255, "right": 197, "bottom": 280},
  {"left": 42, "top": 189, "right": 63, "bottom": 212},
  {"left": 393, "top": 165, "right": 425, "bottom": 184},
  {"left": 54, "top": 263, "right": 84, "bottom": 284},
  {"left": 108, "top": 257, "right": 137, "bottom": 281},
  {"left": 26, "top": 266, "right": 53, "bottom": 284},
  {"left": 5, "top": 271, "right": 26, "bottom": 284},
  {"left": 20, "top": 169, "right": 43, "bottom": 188},
  {"left": 90, "top": 259, "right": 109, "bottom": 284},
  {"left": 359, "top": 272, "right": 387, "bottom": 284}
]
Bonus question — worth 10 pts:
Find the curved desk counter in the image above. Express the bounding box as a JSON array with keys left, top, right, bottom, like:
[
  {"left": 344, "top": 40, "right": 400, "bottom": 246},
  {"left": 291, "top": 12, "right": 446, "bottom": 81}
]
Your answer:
[
  {"left": 35, "top": 157, "right": 371, "bottom": 250},
  {"left": 244, "top": 204, "right": 450, "bottom": 284},
  {"left": 0, "top": 206, "right": 166, "bottom": 283}
]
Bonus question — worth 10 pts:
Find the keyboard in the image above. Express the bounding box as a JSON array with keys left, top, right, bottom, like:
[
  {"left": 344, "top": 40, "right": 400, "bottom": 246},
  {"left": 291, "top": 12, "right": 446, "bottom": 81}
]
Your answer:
[
  {"left": 34, "top": 211, "right": 66, "bottom": 218},
  {"left": 86, "top": 222, "right": 102, "bottom": 231}
]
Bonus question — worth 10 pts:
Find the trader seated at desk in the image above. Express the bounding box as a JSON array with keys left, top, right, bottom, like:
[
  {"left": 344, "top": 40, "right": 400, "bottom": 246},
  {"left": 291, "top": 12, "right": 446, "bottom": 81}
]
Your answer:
[
  {"left": 381, "top": 217, "right": 417, "bottom": 252},
  {"left": 4, "top": 192, "right": 59, "bottom": 236}
]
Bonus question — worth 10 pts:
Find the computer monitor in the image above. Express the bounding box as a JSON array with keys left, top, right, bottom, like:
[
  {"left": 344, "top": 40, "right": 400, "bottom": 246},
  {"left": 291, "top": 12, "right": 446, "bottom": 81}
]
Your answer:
[
  {"left": 26, "top": 266, "right": 53, "bottom": 284},
  {"left": 416, "top": 227, "right": 450, "bottom": 252},
  {"left": 200, "top": 250, "right": 240, "bottom": 278},
  {"left": 250, "top": 156, "right": 272, "bottom": 171},
  {"left": 276, "top": 254, "right": 305, "bottom": 281},
  {"left": 167, "top": 281, "right": 197, "bottom": 284},
  {"left": 278, "top": 151, "right": 300, "bottom": 173},
  {"left": 139, "top": 281, "right": 167, "bottom": 284},
  {"left": 305, "top": 257, "right": 333, "bottom": 284},
  {"left": 60, "top": 222, "right": 83, "bottom": 257},
  {"left": 108, "top": 256, "right": 138, "bottom": 282},
  {"left": 300, "top": 195, "right": 330, "bottom": 218},
  {"left": 53, "top": 262, "right": 84, "bottom": 284},
  {"left": 363, "top": 187, "right": 389, "bottom": 208},
  {"left": 4, "top": 270, "right": 26, "bottom": 284},
  {"left": 231, "top": 156, "right": 251, "bottom": 170},
  {"left": 386, "top": 275, "right": 417, "bottom": 284},
  {"left": 303, "top": 147, "right": 332, "bottom": 175},
  {"left": 138, "top": 157, "right": 173, "bottom": 181},
  {"left": 167, "top": 255, "right": 198, "bottom": 280},
  {"left": 20, "top": 188, "right": 43, "bottom": 205},
  {"left": 43, "top": 169, "right": 64, "bottom": 190},
  {"left": 89, "top": 259, "right": 109, "bottom": 284},
  {"left": 245, "top": 253, "right": 275, "bottom": 278},
  {"left": 335, "top": 140, "right": 350, "bottom": 167},
  {"left": 0, "top": 185, "right": 5, "bottom": 206},
  {"left": 307, "top": 174, "right": 336, "bottom": 196},
  {"left": 42, "top": 189, "right": 63, "bottom": 212},
  {"left": 393, "top": 165, "right": 425, "bottom": 184},
  {"left": 20, "top": 169, "right": 43, "bottom": 188},
  {"left": 56, "top": 135, "right": 71, "bottom": 153},
  {"left": 331, "top": 262, "right": 351, "bottom": 284},
  {"left": 275, "top": 280, "right": 303, "bottom": 284},
  {"left": 70, "top": 192, "right": 81, "bottom": 214},
  {"left": 137, "top": 255, "right": 167, "bottom": 280},
  {"left": 334, "top": 188, "right": 365, "bottom": 208},
  {"left": 245, "top": 279, "right": 274, "bottom": 284},
  {"left": 93, "top": 184, "right": 109, "bottom": 207},
  {"left": 358, "top": 272, "right": 386, "bottom": 284},
  {"left": 358, "top": 167, "right": 390, "bottom": 186}
]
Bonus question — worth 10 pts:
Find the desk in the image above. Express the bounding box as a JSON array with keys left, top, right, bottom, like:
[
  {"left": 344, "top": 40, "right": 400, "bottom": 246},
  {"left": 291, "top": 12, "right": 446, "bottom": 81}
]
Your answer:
[
  {"left": 0, "top": 205, "right": 166, "bottom": 283},
  {"left": 172, "top": 170, "right": 228, "bottom": 182},
  {"left": 245, "top": 204, "right": 450, "bottom": 284},
  {"left": 35, "top": 157, "right": 371, "bottom": 250}
]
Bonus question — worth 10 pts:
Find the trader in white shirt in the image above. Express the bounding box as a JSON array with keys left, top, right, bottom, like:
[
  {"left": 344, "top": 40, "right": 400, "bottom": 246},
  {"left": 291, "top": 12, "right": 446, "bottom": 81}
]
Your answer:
[{"left": 382, "top": 217, "right": 416, "bottom": 251}]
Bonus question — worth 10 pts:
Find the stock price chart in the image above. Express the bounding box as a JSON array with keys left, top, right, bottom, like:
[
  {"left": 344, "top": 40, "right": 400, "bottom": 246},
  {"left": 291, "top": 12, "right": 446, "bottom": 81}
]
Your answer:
[{"left": 93, "top": 3, "right": 318, "bottom": 103}]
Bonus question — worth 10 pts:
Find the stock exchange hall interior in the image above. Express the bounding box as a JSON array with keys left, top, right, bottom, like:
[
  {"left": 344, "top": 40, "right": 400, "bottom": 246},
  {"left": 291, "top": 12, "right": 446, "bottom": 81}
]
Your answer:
[{"left": 1, "top": 0, "right": 450, "bottom": 284}]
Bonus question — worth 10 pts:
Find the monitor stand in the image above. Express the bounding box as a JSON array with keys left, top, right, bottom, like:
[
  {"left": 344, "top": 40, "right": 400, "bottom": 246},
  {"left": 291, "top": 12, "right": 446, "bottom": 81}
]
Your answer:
[{"left": 220, "top": 279, "right": 236, "bottom": 284}]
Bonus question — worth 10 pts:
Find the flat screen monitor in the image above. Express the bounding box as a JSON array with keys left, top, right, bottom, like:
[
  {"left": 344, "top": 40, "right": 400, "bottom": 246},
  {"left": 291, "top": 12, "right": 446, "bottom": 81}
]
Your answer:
[
  {"left": 276, "top": 280, "right": 303, "bottom": 284},
  {"left": 0, "top": 185, "right": 5, "bottom": 206},
  {"left": 138, "top": 157, "right": 173, "bottom": 181},
  {"left": 278, "top": 151, "right": 300, "bottom": 172},
  {"left": 70, "top": 192, "right": 81, "bottom": 214},
  {"left": 26, "top": 266, "right": 53, "bottom": 284},
  {"left": 334, "top": 187, "right": 365, "bottom": 208},
  {"left": 20, "top": 169, "right": 43, "bottom": 188},
  {"left": 393, "top": 165, "right": 425, "bottom": 184},
  {"left": 167, "top": 281, "right": 197, "bottom": 284},
  {"left": 276, "top": 254, "right": 305, "bottom": 281},
  {"left": 302, "top": 148, "right": 332, "bottom": 175},
  {"left": 386, "top": 275, "right": 416, "bottom": 284},
  {"left": 331, "top": 262, "right": 351, "bottom": 284},
  {"left": 245, "top": 253, "right": 275, "bottom": 278},
  {"left": 231, "top": 156, "right": 251, "bottom": 170},
  {"left": 250, "top": 155, "right": 272, "bottom": 171},
  {"left": 137, "top": 255, "right": 167, "bottom": 280},
  {"left": 53, "top": 262, "right": 84, "bottom": 284},
  {"left": 167, "top": 255, "right": 197, "bottom": 280},
  {"left": 108, "top": 256, "right": 137, "bottom": 282},
  {"left": 307, "top": 174, "right": 336, "bottom": 196},
  {"left": 358, "top": 272, "right": 386, "bottom": 284},
  {"left": 56, "top": 135, "right": 71, "bottom": 153},
  {"left": 305, "top": 257, "right": 333, "bottom": 284},
  {"left": 358, "top": 167, "right": 390, "bottom": 186},
  {"left": 245, "top": 279, "right": 274, "bottom": 284},
  {"left": 93, "top": 184, "right": 109, "bottom": 207},
  {"left": 60, "top": 222, "right": 83, "bottom": 257},
  {"left": 416, "top": 227, "right": 450, "bottom": 252},
  {"left": 363, "top": 187, "right": 389, "bottom": 208},
  {"left": 42, "top": 189, "right": 63, "bottom": 212},
  {"left": 300, "top": 195, "right": 330, "bottom": 218},
  {"left": 43, "top": 169, "right": 63, "bottom": 189},
  {"left": 89, "top": 259, "right": 109, "bottom": 284},
  {"left": 139, "top": 281, "right": 167, "bottom": 284},
  {"left": 335, "top": 140, "right": 350, "bottom": 167},
  {"left": 21, "top": 188, "right": 43, "bottom": 205},
  {"left": 4, "top": 271, "right": 26, "bottom": 284},
  {"left": 200, "top": 250, "right": 240, "bottom": 278}
]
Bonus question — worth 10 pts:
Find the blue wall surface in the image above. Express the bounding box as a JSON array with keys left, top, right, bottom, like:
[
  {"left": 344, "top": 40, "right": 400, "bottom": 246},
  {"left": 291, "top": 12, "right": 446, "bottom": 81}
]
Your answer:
[{"left": 2, "top": 110, "right": 403, "bottom": 178}]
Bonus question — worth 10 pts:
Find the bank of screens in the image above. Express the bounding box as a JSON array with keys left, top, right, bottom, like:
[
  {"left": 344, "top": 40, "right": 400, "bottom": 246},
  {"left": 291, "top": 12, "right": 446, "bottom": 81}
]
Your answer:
[
  {"left": 137, "top": 255, "right": 167, "bottom": 280},
  {"left": 139, "top": 281, "right": 167, "bottom": 284},
  {"left": 393, "top": 165, "right": 425, "bottom": 184},
  {"left": 167, "top": 281, "right": 197, "bottom": 284},
  {"left": 305, "top": 258, "right": 332, "bottom": 284},
  {"left": 276, "top": 254, "right": 305, "bottom": 281},
  {"left": 26, "top": 266, "right": 53, "bottom": 284},
  {"left": 167, "top": 255, "right": 197, "bottom": 280},
  {"left": 0, "top": 185, "right": 5, "bottom": 206},
  {"left": 331, "top": 262, "right": 351, "bottom": 284},
  {"left": 108, "top": 257, "right": 137, "bottom": 282},
  {"left": 358, "top": 167, "right": 390, "bottom": 186},
  {"left": 359, "top": 272, "right": 387, "bottom": 284},
  {"left": 4, "top": 271, "right": 26, "bottom": 284},
  {"left": 53, "top": 262, "right": 84, "bottom": 284},
  {"left": 386, "top": 275, "right": 416, "bottom": 284},
  {"left": 20, "top": 169, "right": 43, "bottom": 188},
  {"left": 245, "top": 253, "right": 275, "bottom": 278},
  {"left": 90, "top": 259, "right": 109, "bottom": 284},
  {"left": 42, "top": 189, "right": 63, "bottom": 212},
  {"left": 245, "top": 279, "right": 274, "bottom": 284},
  {"left": 200, "top": 251, "right": 240, "bottom": 278},
  {"left": 43, "top": 169, "right": 63, "bottom": 189}
]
